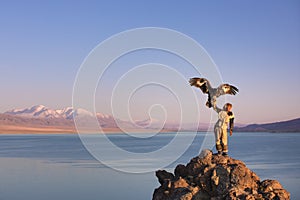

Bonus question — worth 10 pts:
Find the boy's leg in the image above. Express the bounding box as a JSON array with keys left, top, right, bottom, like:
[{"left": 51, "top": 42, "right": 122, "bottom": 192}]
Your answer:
[
  {"left": 214, "top": 127, "right": 222, "bottom": 153},
  {"left": 221, "top": 127, "right": 228, "bottom": 154}
]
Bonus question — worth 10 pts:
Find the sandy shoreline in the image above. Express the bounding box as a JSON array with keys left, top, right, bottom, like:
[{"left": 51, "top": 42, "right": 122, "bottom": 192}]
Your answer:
[
  {"left": 0, "top": 125, "right": 176, "bottom": 134},
  {"left": 0, "top": 125, "right": 121, "bottom": 134}
]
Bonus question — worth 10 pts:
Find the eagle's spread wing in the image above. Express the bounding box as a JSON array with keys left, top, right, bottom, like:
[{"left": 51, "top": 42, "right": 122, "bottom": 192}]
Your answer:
[
  {"left": 189, "top": 77, "right": 210, "bottom": 94},
  {"left": 217, "top": 84, "right": 239, "bottom": 96}
]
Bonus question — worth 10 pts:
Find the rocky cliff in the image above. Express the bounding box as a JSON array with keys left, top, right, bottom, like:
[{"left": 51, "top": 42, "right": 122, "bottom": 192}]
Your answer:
[{"left": 153, "top": 150, "right": 290, "bottom": 200}]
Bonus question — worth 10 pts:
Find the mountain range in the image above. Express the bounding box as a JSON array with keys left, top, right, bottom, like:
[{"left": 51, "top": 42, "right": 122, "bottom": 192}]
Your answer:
[
  {"left": 4, "top": 105, "right": 111, "bottom": 120},
  {"left": 0, "top": 105, "right": 299, "bottom": 133},
  {"left": 235, "top": 118, "right": 300, "bottom": 133},
  {"left": 0, "top": 105, "right": 175, "bottom": 133},
  {"left": 0, "top": 105, "right": 118, "bottom": 133}
]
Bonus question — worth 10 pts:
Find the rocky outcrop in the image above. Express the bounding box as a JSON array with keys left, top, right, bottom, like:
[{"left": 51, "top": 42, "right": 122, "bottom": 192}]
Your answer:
[{"left": 153, "top": 149, "right": 290, "bottom": 200}]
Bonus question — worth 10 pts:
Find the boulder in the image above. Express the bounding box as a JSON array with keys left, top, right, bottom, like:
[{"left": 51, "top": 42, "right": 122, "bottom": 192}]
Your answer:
[{"left": 153, "top": 150, "right": 290, "bottom": 200}]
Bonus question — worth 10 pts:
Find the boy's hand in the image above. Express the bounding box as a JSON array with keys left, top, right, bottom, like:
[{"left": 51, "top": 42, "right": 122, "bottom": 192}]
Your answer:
[{"left": 230, "top": 130, "right": 233, "bottom": 136}]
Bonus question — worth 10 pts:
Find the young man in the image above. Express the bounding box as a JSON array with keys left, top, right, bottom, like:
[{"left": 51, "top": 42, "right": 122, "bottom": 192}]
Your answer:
[{"left": 213, "top": 103, "right": 235, "bottom": 156}]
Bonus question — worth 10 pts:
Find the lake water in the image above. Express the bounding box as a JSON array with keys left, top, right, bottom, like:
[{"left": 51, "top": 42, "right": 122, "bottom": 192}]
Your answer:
[{"left": 0, "top": 132, "right": 299, "bottom": 200}]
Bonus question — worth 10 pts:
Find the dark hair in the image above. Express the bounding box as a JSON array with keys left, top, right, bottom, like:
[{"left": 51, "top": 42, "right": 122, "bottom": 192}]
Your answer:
[{"left": 223, "top": 103, "right": 232, "bottom": 110}]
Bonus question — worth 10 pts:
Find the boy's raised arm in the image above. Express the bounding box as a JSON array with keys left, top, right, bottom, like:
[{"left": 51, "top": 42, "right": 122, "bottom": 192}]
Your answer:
[{"left": 213, "top": 104, "right": 222, "bottom": 113}]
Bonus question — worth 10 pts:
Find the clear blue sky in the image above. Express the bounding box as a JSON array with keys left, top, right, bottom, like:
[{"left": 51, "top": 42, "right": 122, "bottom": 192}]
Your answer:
[{"left": 0, "top": 0, "right": 299, "bottom": 124}]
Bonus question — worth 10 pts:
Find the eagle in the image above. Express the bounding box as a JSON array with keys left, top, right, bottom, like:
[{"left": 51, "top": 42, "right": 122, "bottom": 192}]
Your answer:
[{"left": 189, "top": 77, "right": 239, "bottom": 108}]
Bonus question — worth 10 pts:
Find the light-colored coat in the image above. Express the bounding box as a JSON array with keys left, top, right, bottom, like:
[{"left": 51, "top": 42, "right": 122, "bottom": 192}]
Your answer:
[{"left": 213, "top": 106, "right": 234, "bottom": 153}]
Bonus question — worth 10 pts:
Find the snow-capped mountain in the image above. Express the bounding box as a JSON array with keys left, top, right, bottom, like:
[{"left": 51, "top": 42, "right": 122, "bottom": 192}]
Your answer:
[
  {"left": 5, "top": 105, "right": 109, "bottom": 120},
  {"left": 3, "top": 105, "right": 212, "bottom": 131},
  {"left": 5, "top": 105, "right": 61, "bottom": 118}
]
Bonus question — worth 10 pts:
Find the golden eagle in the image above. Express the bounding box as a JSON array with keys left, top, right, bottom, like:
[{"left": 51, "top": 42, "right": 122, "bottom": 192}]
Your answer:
[{"left": 189, "top": 77, "right": 239, "bottom": 108}]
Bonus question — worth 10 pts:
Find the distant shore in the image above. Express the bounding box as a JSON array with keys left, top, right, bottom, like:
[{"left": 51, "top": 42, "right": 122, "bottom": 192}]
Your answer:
[
  {"left": 0, "top": 125, "right": 176, "bottom": 134},
  {"left": 1, "top": 125, "right": 300, "bottom": 134},
  {"left": 0, "top": 125, "right": 120, "bottom": 134}
]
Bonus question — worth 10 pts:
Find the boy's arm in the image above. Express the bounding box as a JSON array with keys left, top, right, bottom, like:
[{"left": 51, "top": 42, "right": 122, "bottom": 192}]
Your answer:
[
  {"left": 228, "top": 112, "right": 235, "bottom": 136},
  {"left": 213, "top": 104, "right": 222, "bottom": 113}
]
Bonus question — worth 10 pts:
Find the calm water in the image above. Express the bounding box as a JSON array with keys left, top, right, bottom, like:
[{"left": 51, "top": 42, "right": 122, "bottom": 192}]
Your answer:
[{"left": 0, "top": 132, "right": 299, "bottom": 200}]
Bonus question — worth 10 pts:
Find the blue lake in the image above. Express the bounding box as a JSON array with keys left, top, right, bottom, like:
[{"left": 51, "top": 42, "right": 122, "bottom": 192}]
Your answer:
[{"left": 0, "top": 132, "right": 299, "bottom": 200}]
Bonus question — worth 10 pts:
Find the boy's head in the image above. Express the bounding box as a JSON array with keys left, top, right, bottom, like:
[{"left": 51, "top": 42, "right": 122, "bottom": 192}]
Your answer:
[{"left": 223, "top": 103, "right": 232, "bottom": 111}]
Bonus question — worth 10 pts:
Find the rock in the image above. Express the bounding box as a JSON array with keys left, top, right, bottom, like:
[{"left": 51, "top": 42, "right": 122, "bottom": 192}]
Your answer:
[
  {"left": 173, "top": 177, "right": 189, "bottom": 188},
  {"left": 174, "top": 164, "right": 188, "bottom": 178},
  {"left": 259, "top": 180, "right": 290, "bottom": 200},
  {"left": 199, "top": 149, "right": 213, "bottom": 159},
  {"left": 153, "top": 149, "right": 290, "bottom": 200},
  {"left": 156, "top": 170, "right": 175, "bottom": 185}
]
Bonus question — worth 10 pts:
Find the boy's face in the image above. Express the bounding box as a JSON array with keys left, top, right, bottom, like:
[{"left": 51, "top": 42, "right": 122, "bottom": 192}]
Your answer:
[{"left": 227, "top": 105, "right": 232, "bottom": 111}]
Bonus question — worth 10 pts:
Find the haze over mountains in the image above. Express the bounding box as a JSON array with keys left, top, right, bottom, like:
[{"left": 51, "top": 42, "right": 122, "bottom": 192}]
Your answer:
[
  {"left": 0, "top": 105, "right": 181, "bottom": 133},
  {"left": 0, "top": 105, "right": 299, "bottom": 133}
]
